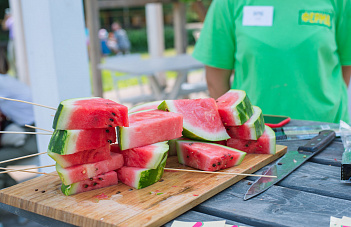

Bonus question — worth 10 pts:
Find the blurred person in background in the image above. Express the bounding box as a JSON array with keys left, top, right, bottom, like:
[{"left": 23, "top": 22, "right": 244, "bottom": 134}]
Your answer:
[
  {"left": 1, "top": 8, "right": 16, "bottom": 77},
  {"left": 0, "top": 46, "right": 37, "bottom": 189},
  {"left": 193, "top": 0, "right": 351, "bottom": 124},
  {"left": 111, "top": 22, "right": 131, "bottom": 55}
]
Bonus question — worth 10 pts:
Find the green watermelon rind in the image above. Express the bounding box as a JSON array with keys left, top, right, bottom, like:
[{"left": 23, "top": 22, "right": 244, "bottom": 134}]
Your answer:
[
  {"left": 264, "top": 125, "right": 277, "bottom": 154},
  {"left": 218, "top": 90, "right": 254, "bottom": 125},
  {"left": 245, "top": 106, "right": 265, "bottom": 140},
  {"left": 158, "top": 100, "right": 230, "bottom": 142},
  {"left": 48, "top": 130, "right": 79, "bottom": 155},
  {"left": 128, "top": 100, "right": 163, "bottom": 113},
  {"left": 143, "top": 142, "right": 169, "bottom": 169},
  {"left": 53, "top": 97, "right": 97, "bottom": 129},
  {"left": 134, "top": 153, "right": 168, "bottom": 189},
  {"left": 176, "top": 140, "right": 247, "bottom": 166},
  {"left": 61, "top": 183, "right": 76, "bottom": 196}
]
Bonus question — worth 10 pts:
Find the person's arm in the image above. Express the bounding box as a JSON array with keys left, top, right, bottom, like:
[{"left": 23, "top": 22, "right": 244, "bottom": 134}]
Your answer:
[
  {"left": 1, "top": 14, "right": 10, "bottom": 31},
  {"left": 342, "top": 66, "right": 351, "bottom": 87},
  {"left": 205, "top": 66, "right": 233, "bottom": 99}
]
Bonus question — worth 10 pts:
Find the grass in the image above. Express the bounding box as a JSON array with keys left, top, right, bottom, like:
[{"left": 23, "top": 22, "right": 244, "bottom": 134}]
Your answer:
[{"left": 100, "top": 46, "right": 195, "bottom": 92}]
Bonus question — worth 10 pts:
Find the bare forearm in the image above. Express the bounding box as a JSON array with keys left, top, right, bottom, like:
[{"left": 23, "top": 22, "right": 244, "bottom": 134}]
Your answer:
[
  {"left": 205, "top": 66, "right": 233, "bottom": 99},
  {"left": 342, "top": 66, "right": 351, "bottom": 87}
]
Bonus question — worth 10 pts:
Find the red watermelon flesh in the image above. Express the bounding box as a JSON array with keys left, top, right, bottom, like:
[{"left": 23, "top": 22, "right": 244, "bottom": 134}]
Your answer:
[
  {"left": 168, "top": 137, "right": 226, "bottom": 156},
  {"left": 158, "top": 99, "right": 230, "bottom": 141},
  {"left": 56, "top": 152, "right": 124, "bottom": 185},
  {"left": 226, "top": 126, "right": 276, "bottom": 154},
  {"left": 48, "top": 143, "right": 111, "bottom": 168},
  {"left": 111, "top": 142, "right": 168, "bottom": 169},
  {"left": 176, "top": 140, "right": 246, "bottom": 171},
  {"left": 48, "top": 128, "right": 116, "bottom": 155},
  {"left": 61, "top": 171, "right": 118, "bottom": 196},
  {"left": 118, "top": 109, "right": 183, "bottom": 150},
  {"left": 53, "top": 97, "right": 129, "bottom": 130}
]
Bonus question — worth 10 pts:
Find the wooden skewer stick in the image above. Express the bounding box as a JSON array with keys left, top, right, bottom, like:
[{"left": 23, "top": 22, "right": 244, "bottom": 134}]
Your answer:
[
  {"left": 164, "top": 168, "right": 277, "bottom": 178},
  {"left": 0, "top": 131, "right": 52, "bottom": 135},
  {"left": 0, "top": 167, "right": 53, "bottom": 175},
  {"left": 0, "top": 165, "right": 55, "bottom": 175},
  {"left": 0, "top": 152, "right": 47, "bottom": 165},
  {"left": 25, "top": 124, "right": 53, "bottom": 133},
  {"left": 0, "top": 97, "right": 57, "bottom": 110}
]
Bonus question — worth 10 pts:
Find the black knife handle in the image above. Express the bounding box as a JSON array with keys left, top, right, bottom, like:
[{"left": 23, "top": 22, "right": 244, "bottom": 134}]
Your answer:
[{"left": 298, "top": 130, "right": 335, "bottom": 153}]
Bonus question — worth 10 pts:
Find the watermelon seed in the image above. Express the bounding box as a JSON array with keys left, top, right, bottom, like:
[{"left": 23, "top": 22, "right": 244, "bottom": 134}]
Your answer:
[
  {"left": 230, "top": 157, "right": 233, "bottom": 160},
  {"left": 108, "top": 140, "right": 112, "bottom": 143},
  {"left": 109, "top": 118, "right": 114, "bottom": 122},
  {"left": 212, "top": 163, "right": 216, "bottom": 167},
  {"left": 41, "top": 191, "right": 46, "bottom": 193},
  {"left": 35, "top": 189, "right": 38, "bottom": 191},
  {"left": 128, "top": 188, "right": 133, "bottom": 191},
  {"left": 106, "top": 129, "right": 110, "bottom": 133},
  {"left": 245, "top": 144, "right": 249, "bottom": 147},
  {"left": 99, "top": 178, "right": 103, "bottom": 181},
  {"left": 108, "top": 125, "right": 112, "bottom": 127},
  {"left": 84, "top": 184, "right": 88, "bottom": 188},
  {"left": 95, "top": 168, "right": 99, "bottom": 171},
  {"left": 218, "top": 162, "right": 221, "bottom": 165},
  {"left": 187, "top": 155, "right": 189, "bottom": 158},
  {"left": 90, "top": 178, "right": 93, "bottom": 181},
  {"left": 112, "top": 112, "right": 116, "bottom": 116},
  {"left": 116, "top": 191, "right": 121, "bottom": 194},
  {"left": 93, "top": 182, "right": 98, "bottom": 186}
]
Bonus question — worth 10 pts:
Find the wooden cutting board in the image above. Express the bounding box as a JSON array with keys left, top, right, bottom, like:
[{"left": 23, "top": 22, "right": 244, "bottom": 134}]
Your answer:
[{"left": 0, "top": 145, "right": 286, "bottom": 227}]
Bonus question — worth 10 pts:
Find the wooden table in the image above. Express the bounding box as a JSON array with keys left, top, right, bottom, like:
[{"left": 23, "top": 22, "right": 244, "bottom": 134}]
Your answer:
[
  {"left": 98, "top": 54, "right": 207, "bottom": 104},
  {"left": 0, "top": 119, "right": 347, "bottom": 226}
]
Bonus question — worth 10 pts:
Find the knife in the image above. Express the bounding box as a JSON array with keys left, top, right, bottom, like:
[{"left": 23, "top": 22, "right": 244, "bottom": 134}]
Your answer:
[
  {"left": 244, "top": 130, "right": 336, "bottom": 200},
  {"left": 274, "top": 124, "right": 339, "bottom": 141}
]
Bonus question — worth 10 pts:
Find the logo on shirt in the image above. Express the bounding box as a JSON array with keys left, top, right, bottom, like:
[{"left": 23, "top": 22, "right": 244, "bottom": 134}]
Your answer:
[{"left": 299, "top": 10, "right": 332, "bottom": 28}]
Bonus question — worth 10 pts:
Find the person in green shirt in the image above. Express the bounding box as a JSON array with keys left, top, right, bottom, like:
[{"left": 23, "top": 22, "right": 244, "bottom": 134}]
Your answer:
[{"left": 193, "top": 0, "right": 351, "bottom": 123}]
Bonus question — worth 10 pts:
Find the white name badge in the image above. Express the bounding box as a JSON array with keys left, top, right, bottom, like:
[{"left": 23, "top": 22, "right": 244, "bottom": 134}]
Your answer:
[{"left": 242, "top": 6, "right": 274, "bottom": 26}]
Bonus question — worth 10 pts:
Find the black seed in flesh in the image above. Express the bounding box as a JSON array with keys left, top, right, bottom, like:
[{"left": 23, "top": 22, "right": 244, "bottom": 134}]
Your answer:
[
  {"left": 109, "top": 118, "right": 114, "bottom": 122},
  {"left": 108, "top": 140, "right": 112, "bottom": 143},
  {"left": 212, "top": 163, "right": 216, "bottom": 167},
  {"left": 112, "top": 112, "right": 116, "bottom": 116},
  {"left": 93, "top": 182, "right": 98, "bottom": 186},
  {"left": 108, "top": 125, "right": 112, "bottom": 127},
  {"left": 99, "top": 178, "right": 103, "bottom": 181},
  {"left": 187, "top": 155, "right": 189, "bottom": 158},
  {"left": 230, "top": 157, "right": 233, "bottom": 160},
  {"left": 218, "top": 162, "right": 221, "bottom": 165},
  {"left": 245, "top": 144, "right": 249, "bottom": 147},
  {"left": 90, "top": 178, "right": 93, "bottom": 181},
  {"left": 84, "top": 184, "right": 88, "bottom": 188},
  {"left": 106, "top": 129, "right": 110, "bottom": 133}
]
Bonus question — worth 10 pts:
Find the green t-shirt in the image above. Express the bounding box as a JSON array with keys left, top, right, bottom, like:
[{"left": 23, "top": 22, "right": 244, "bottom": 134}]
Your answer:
[{"left": 193, "top": 0, "right": 351, "bottom": 123}]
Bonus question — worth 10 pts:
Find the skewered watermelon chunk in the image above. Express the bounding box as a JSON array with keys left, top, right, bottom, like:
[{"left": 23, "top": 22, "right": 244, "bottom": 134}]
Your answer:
[
  {"left": 158, "top": 98, "right": 230, "bottom": 141},
  {"left": 226, "top": 106, "right": 265, "bottom": 140},
  {"left": 111, "top": 142, "right": 169, "bottom": 169},
  {"left": 61, "top": 171, "right": 118, "bottom": 196},
  {"left": 53, "top": 97, "right": 129, "bottom": 130},
  {"left": 48, "top": 143, "right": 111, "bottom": 168},
  {"left": 48, "top": 128, "right": 116, "bottom": 155},
  {"left": 216, "top": 89, "right": 254, "bottom": 126},
  {"left": 56, "top": 152, "right": 124, "bottom": 185},
  {"left": 117, "top": 154, "right": 167, "bottom": 189},
  {"left": 176, "top": 140, "right": 246, "bottom": 171},
  {"left": 226, "top": 125, "right": 276, "bottom": 154},
  {"left": 118, "top": 109, "right": 183, "bottom": 150},
  {"left": 128, "top": 100, "right": 163, "bottom": 113}
]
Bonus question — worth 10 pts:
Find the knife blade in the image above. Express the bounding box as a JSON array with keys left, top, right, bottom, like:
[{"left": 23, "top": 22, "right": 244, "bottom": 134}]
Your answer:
[
  {"left": 274, "top": 124, "right": 339, "bottom": 141},
  {"left": 244, "top": 130, "right": 336, "bottom": 200}
]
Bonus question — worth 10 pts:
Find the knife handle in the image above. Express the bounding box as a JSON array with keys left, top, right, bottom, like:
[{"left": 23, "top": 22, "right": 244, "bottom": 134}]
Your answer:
[{"left": 298, "top": 130, "right": 335, "bottom": 153}]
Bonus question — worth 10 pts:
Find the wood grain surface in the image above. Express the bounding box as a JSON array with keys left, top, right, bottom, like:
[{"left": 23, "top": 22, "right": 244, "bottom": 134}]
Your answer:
[{"left": 0, "top": 145, "right": 286, "bottom": 227}]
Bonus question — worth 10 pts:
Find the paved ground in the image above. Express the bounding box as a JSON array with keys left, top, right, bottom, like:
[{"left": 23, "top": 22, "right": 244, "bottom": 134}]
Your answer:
[{"left": 0, "top": 70, "right": 210, "bottom": 226}]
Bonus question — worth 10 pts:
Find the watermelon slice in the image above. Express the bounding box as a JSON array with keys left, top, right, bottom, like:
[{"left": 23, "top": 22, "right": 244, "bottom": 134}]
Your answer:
[
  {"left": 176, "top": 140, "right": 246, "bottom": 171},
  {"left": 56, "top": 152, "right": 124, "bottom": 185},
  {"left": 110, "top": 142, "right": 168, "bottom": 169},
  {"left": 53, "top": 97, "right": 129, "bottom": 130},
  {"left": 158, "top": 98, "right": 230, "bottom": 141},
  {"left": 48, "top": 143, "right": 111, "bottom": 168},
  {"left": 226, "top": 125, "right": 276, "bottom": 154},
  {"left": 216, "top": 89, "right": 254, "bottom": 126},
  {"left": 129, "top": 100, "right": 163, "bottom": 113},
  {"left": 226, "top": 106, "right": 265, "bottom": 140},
  {"left": 48, "top": 128, "right": 116, "bottom": 155},
  {"left": 118, "top": 109, "right": 183, "bottom": 150},
  {"left": 61, "top": 171, "right": 118, "bottom": 196},
  {"left": 117, "top": 154, "right": 167, "bottom": 189}
]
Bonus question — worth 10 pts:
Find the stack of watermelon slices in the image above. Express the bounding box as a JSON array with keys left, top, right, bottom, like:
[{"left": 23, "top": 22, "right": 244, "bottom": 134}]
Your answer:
[
  {"left": 48, "top": 97, "right": 129, "bottom": 195},
  {"left": 216, "top": 89, "right": 276, "bottom": 154}
]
